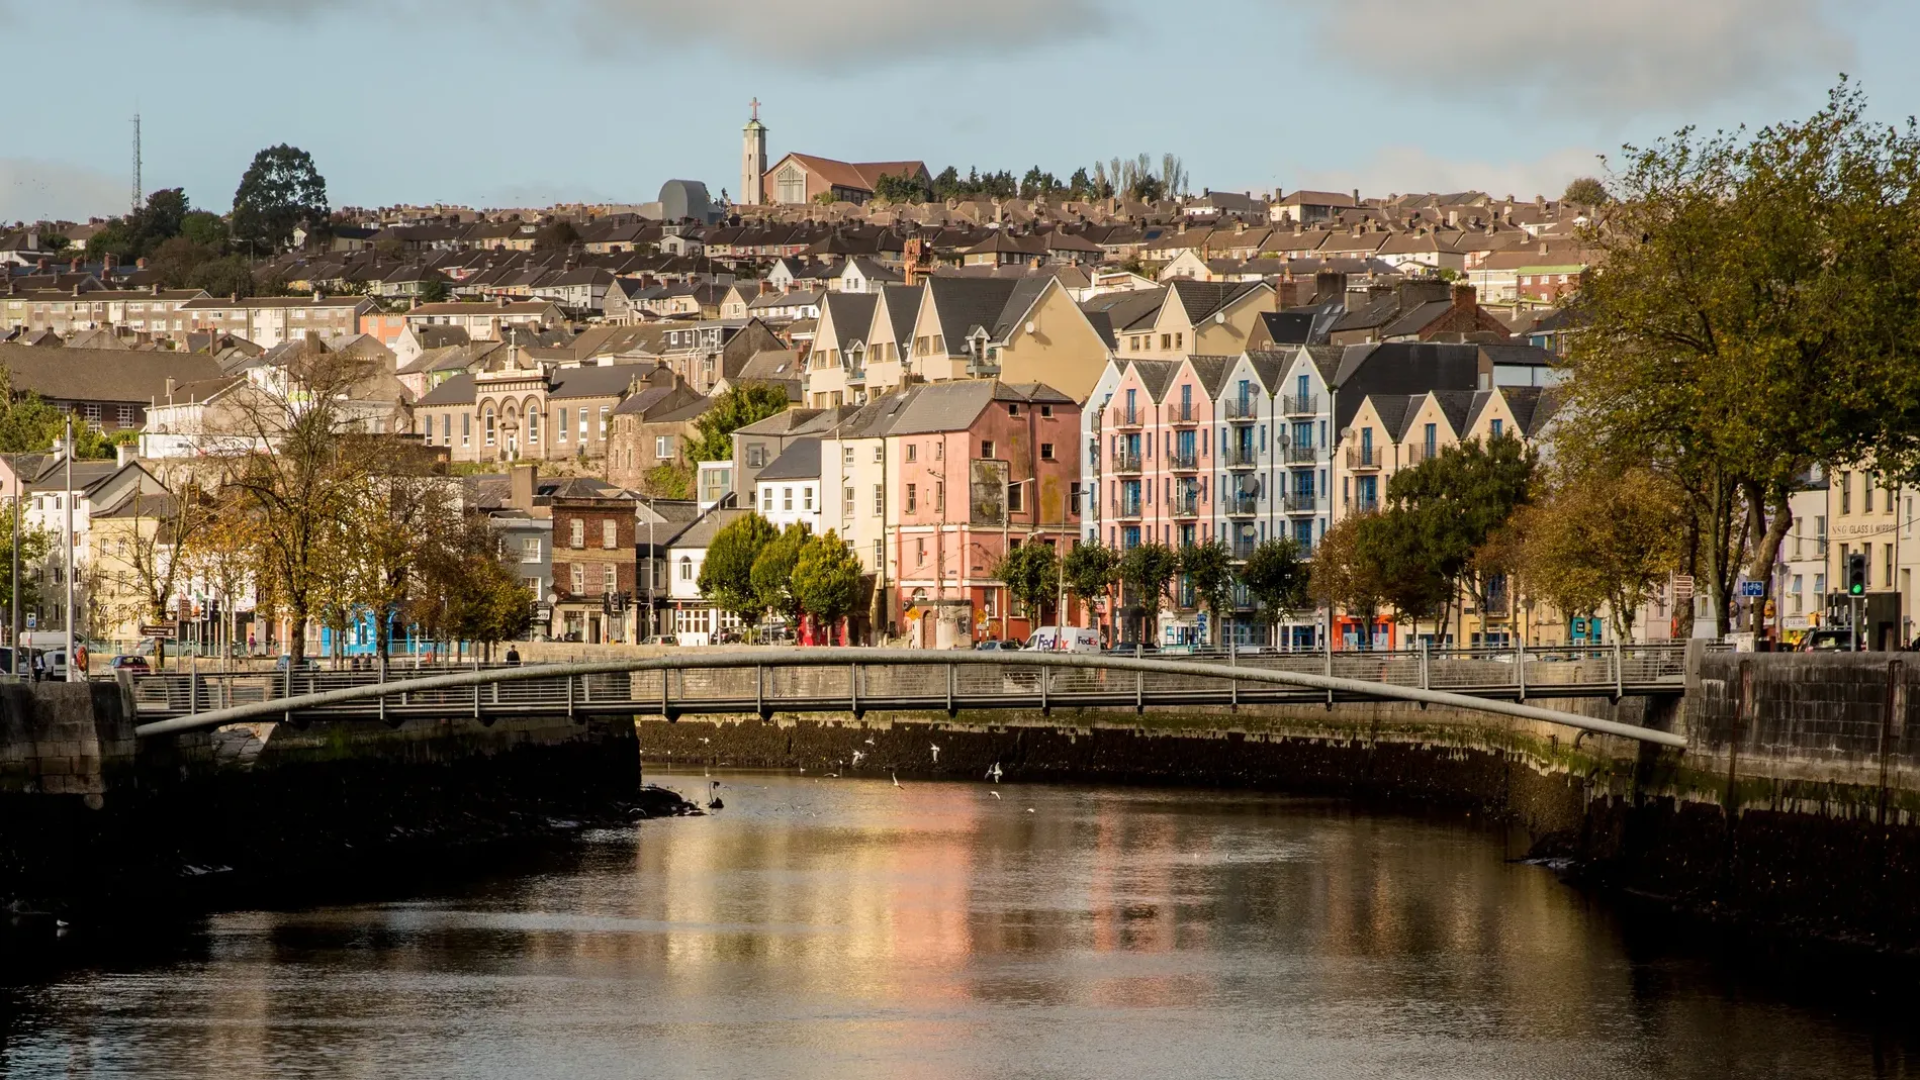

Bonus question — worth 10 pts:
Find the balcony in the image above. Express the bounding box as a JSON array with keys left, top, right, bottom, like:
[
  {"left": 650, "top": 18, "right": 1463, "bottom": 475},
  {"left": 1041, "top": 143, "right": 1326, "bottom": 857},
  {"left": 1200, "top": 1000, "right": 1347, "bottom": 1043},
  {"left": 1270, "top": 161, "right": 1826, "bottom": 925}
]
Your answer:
[
  {"left": 1282, "top": 393, "right": 1319, "bottom": 415},
  {"left": 1283, "top": 443, "right": 1317, "bottom": 465},
  {"left": 1224, "top": 445, "right": 1259, "bottom": 469},
  {"left": 1169, "top": 449, "right": 1200, "bottom": 472},
  {"left": 1231, "top": 539, "right": 1258, "bottom": 560},
  {"left": 1112, "top": 450, "right": 1143, "bottom": 474},
  {"left": 1226, "top": 495, "right": 1259, "bottom": 517},
  {"left": 1404, "top": 443, "right": 1438, "bottom": 466},
  {"left": 1354, "top": 497, "right": 1379, "bottom": 515},
  {"left": 1112, "top": 409, "right": 1142, "bottom": 430},
  {"left": 1224, "top": 398, "right": 1261, "bottom": 422},
  {"left": 1114, "top": 497, "right": 1143, "bottom": 519},
  {"left": 1284, "top": 493, "right": 1317, "bottom": 514},
  {"left": 1172, "top": 494, "right": 1201, "bottom": 518},
  {"left": 1346, "top": 446, "right": 1381, "bottom": 470},
  {"left": 1170, "top": 405, "right": 1199, "bottom": 426}
]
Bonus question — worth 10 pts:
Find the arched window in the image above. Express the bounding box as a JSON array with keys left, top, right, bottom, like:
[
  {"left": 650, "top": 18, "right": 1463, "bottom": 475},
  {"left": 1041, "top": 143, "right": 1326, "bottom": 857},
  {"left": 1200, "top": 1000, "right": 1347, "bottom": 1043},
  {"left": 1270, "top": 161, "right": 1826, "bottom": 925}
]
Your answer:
[
  {"left": 484, "top": 406, "right": 496, "bottom": 447},
  {"left": 679, "top": 556, "right": 693, "bottom": 581},
  {"left": 527, "top": 400, "right": 541, "bottom": 442}
]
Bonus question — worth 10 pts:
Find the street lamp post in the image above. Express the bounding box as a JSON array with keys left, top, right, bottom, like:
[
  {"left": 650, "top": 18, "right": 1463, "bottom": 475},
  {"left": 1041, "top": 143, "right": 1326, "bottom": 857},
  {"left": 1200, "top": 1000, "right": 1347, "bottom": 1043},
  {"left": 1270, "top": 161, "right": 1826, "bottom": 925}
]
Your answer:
[{"left": 63, "top": 415, "right": 76, "bottom": 681}]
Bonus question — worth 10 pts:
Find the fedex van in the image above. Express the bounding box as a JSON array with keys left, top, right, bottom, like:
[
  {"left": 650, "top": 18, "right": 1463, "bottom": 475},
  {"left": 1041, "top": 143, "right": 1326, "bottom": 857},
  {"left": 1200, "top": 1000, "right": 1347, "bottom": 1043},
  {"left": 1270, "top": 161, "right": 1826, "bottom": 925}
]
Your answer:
[{"left": 1023, "top": 626, "right": 1101, "bottom": 653}]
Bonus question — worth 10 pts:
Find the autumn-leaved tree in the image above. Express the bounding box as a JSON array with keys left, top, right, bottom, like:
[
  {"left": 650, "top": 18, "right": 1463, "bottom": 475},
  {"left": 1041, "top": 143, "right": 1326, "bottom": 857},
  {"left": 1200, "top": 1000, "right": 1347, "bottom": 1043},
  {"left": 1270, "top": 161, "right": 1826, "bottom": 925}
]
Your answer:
[
  {"left": 1564, "top": 80, "right": 1920, "bottom": 634},
  {"left": 1520, "top": 466, "right": 1687, "bottom": 641},
  {"left": 1310, "top": 515, "right": 1388, "bottom": 649}
]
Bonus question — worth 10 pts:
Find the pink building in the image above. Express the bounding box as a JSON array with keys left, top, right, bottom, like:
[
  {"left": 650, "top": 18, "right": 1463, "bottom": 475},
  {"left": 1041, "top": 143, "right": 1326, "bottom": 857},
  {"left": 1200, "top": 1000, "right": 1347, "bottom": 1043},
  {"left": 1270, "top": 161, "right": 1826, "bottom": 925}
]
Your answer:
[{"left": 882, "top": 381, "right": 1082, "bottom": 648}]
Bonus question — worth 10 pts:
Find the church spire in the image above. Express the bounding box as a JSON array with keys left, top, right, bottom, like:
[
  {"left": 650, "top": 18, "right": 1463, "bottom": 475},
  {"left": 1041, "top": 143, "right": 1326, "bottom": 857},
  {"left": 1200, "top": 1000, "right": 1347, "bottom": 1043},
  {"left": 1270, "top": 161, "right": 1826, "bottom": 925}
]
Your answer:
[{"left": 741, "top": 98, "right": 768, "bottom": 207}]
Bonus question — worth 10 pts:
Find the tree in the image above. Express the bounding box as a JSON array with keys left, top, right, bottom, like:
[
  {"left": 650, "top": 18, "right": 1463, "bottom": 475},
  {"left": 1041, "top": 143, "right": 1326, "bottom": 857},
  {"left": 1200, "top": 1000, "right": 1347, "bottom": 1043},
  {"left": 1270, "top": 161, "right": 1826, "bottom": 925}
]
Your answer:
[
  {"left": 1241, "top": 538, "right": 1308, "bottom": 647},
  {"left": 1562, "top": 176, "right": 1609, "bottom": 205},
  {"left": 1160, "top": 154, "right": 1188, "bottom": 198},
  {"left": 872, "top": 172, "right": 928, "bottom": 204},
  {"left": 641, "top": 462, "right": 693, "bottom": 500},
  {"left": 792, "top": 530, "right": 863, "bottom": 637},
  {"left": 1061, "top": 541, "right": 1119, "bottom": 631},
  {"left": 1382, "top": 434, "right": 1538, "bottom": 641},
  {"left": 1521, "top": 466, "right": 1687, "bottom": 641},
  {"left": 533, "top": 220, "right": 580, "bottom": 250},
  {"left": 752, "top": 522, "right": 811, "bottom": 630},
  {"left": 180, "top": 210, "right": 230, "bottom": 250},
  {"left": 0, "top": 371, "right": 70, "bottom": 454},
  {"left": 687, "top": 383, "right": 788, "bottom": 462},
  {"left": 699, "top": 513, "right": 778, "bottom": 633},
  {"left": 1563, "top": 81, "right": 1920, "bottom": 635},
  {"left": 0, "top": 506, "right": 54, "bottom": 631},
  {"left": 231, "top": 144, "right": 330, "bottom": 255},
  {"left": 132, "top": 188, "right": 190, "bottom": 252},
  {"left": 993, "top": 542, "right": 1059, "bottom": 627},
  {"left": 338, "top": 449, "right": 464, "bottom": 660},
  {"left": 1310, "top": 515, "right": 1389, "bottom": 649},
  {"left": 419, "top": 279, "right": 452, "bottom": 304},
  {"left": 1178, "top": 541, "right": 1235, "bottom": 647},
  {"left": 1066, "top": 167, "right": 1093, "bottom": 200},
  {"left": 1118, "top": 542, "right": 1179, "bottom": 644}
]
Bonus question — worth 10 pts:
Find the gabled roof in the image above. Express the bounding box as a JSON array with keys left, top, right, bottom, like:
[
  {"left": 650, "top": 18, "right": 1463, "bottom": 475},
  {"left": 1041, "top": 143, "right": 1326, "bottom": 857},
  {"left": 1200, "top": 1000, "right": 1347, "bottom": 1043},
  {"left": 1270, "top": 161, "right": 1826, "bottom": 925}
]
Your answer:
[
  {"left": 0, "top": 344, "right": 225, "bottom": 404},
  {"left": 820, "top": 292, "right": 879, "bottom": 345},
  {"left": 549, "top": 363, "right": 651, "bottom": 400},
  {"left": 924, "top": 277, "right": 1022, "bottom": 349},
  {"left": 669, "top": 506, "right": 749, "bottom": 552},
  {"left": 756, "top": 437, "right": 822, "bottom": 482},
  {"left": 877, "top": 284, "right": 923, "bottom": 346},
  {"left": 1126, "top": 358, "right": 1180, "bottom": 400},
  {"left": 416, "top": 372, "right": 476, "bottom": 407}
]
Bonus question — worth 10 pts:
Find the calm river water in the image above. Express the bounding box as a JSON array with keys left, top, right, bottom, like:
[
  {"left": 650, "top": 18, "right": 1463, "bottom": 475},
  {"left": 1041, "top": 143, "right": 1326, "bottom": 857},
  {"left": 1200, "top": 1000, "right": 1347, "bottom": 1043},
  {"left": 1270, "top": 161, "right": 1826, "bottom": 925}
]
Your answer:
[{"left": 3, "top": 771, "right": 1916, "bottom": 1079}]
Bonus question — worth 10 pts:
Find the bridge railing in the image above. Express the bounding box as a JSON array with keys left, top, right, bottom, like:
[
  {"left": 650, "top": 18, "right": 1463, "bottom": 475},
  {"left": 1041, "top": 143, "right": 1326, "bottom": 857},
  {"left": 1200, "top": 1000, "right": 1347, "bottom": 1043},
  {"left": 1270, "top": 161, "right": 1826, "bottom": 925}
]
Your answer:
[{"left": 122, "top": 643, "right": 1691, "bottom": 718}]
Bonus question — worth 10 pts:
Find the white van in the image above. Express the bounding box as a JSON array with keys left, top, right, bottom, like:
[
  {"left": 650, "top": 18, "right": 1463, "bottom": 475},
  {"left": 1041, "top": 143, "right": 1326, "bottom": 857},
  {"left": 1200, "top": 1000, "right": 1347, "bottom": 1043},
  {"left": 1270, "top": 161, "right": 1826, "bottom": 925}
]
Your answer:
[{"left": 1023, "top": 626, "right": 1101, "bottom": 653}]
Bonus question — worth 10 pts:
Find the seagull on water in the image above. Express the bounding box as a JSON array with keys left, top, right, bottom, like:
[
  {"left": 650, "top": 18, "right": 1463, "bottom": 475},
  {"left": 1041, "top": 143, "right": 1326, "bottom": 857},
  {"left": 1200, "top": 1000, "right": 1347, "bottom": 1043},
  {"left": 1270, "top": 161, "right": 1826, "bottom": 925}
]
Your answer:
[
  {"left": 892, "top": 771, "right": 902, "bottom": 789},
  {"left": 930, "top": 743, "right": 941, "bottom": 764},
  {"left": 864, "top": 737, "right": 876, "bottom": 746},
  {"left": 990, "top": 791, "right": 1001, "bottom": 800},
  {"left": 851, "top": 750, "right": 866, "bottom": 767}
]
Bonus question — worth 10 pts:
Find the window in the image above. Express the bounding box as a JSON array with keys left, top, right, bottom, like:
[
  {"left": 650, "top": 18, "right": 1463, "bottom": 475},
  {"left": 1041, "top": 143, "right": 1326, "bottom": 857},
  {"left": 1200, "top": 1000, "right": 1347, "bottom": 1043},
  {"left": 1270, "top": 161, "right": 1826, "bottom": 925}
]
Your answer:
[
  {"left": 603, "top": 520, "right": 618, "bottom": 549},
  {"left": 843, "top": 446, "right": 855, "bottom": 466},
  {"left": 679, "top": 556, "right": 693, "bottom": 581},
  {"left": 1865, "top": 482, "right": 1875, "bottom": 514},
  {"left": 1008, "top": 484, "right": 1024, "bottom": 513},
  {"left": 843, "top": 486, "right": 855, "bottom": 513},
  {"left": 873, "top": 485, "right": 883, "bottom": 516},
  {"left": 461, "top": 413, "right": 471, "bottom": 447},
  {"left": 604, "top": 564, "right": 618, "bottom": 594},
  {"left": 1008, "top": 403, "right": 1021, "bottom": 417},
  {"left": 521, "top": 538, "right": 541, "bottom": 563},
  {"left": 906, "top": 444, "right": 917, "bottom": 463},
  {"left": 557, "top": 408, "right": 569, "bottom": 443},
  {"left": 873, "top": 445, "right": 883, "bottom": 463},
  {"left": 599, "top": 406, "right": 609, "bottom": 438},
  {"left": 762, "top": 487, "right": 774, "bottom": 512},
  {"left": 747, "top": 444, "right": 765, "bottom": 468},
  {"left": 803, "top": 487, "right": 814, "bottom": 511},
  {"left": 484, "top": 407, "right": 496, "bottom": 447},
  {"left": 874, "top": 539, "right": 883, "bottom": 567},
  {"left": 1041, "top": 405, "right": 1053, "bottom": 418},
  {"left": 935, "top": 480, "right": 944, "bottom": 506},
  {"left": 571, "top": 563, "right": 585, "bottom": 593},
  {"left": 443, "top": 415, "right": 451, "bottom": 445},
  {"left": 916, "top": 538, "right": 926, "bottom": 564},
  {"left": 1840, "top": 472, "right": 1851, "bottom": 514},
  {"left": 1490, "top": 418, "right": 1503, "bottom": 438},
  {"left": 981, "top": 440, "right": 997, "bottom": 459},
  {"left": 655, "top": 435, "right": 672, "bottom": 459},
  {"left": 116, "top": 405, "right": 134, "bottom": 427},
  {"left": 578, "top": 410, "right": 589, "bottom": 441},
  {"left": 906, "top": 484, "right": 918, "bottom": 513},
  {"left": 783, "top": 487, "right": 794, "bottom": 511},
  {"left": 1040, "top": 443, "right": 1055, "bottom": 461},
  {"left": 528, "top": 408, "right": 540, "bottom": 443},
  {"left": 570, "top": 519, "right": 585, "bottom": 548}
]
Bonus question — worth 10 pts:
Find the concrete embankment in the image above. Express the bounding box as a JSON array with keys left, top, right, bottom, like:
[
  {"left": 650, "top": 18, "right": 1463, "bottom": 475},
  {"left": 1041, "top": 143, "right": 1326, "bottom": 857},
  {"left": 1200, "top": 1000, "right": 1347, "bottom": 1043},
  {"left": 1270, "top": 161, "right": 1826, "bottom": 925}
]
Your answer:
[
  {"left": 0, "top": 679, "right": 673, "bottom": 925},
  {"left": 640, "top": 652, "right": 1920, "bottom": 952}
]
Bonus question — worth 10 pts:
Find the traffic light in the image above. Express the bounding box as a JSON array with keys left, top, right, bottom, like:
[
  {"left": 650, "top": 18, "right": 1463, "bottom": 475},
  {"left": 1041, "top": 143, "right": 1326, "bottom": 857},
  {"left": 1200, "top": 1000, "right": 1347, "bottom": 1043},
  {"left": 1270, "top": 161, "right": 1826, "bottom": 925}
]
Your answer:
[{"left": 1847, "top": 552, "right": 1868, "bottom": 596}]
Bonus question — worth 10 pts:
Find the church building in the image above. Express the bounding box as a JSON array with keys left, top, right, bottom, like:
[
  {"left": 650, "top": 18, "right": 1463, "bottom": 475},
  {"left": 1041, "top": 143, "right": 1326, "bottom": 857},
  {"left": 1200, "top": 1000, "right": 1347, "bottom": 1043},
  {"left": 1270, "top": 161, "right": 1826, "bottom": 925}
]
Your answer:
[{"left": 738, "top": 100, "right": 930, "bottom": 207}]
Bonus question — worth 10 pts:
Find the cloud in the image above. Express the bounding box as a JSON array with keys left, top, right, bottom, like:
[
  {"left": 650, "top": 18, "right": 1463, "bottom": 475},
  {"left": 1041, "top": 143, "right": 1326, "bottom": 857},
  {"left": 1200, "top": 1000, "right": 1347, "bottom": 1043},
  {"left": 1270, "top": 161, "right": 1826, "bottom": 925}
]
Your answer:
[
  {"left": 1291, "top": 145, "right": 1607, "bottom": 204},
  {"left": 84, "top": 0, "right": 1117, "bottom": 65},
  {"left": 0, "top": 159, "right": 127, "bottom": 224},
  {"left": 1314, "top": 0, "right": 1854, "bottom": 117}
]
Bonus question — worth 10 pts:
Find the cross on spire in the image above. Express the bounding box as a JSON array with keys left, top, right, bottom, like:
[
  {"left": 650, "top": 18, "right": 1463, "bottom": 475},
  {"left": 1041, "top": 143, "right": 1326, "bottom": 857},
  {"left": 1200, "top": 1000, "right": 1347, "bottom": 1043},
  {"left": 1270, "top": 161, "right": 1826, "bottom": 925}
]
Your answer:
[{"left": 750, "top": 97, "right": 761, "bottom": 121}]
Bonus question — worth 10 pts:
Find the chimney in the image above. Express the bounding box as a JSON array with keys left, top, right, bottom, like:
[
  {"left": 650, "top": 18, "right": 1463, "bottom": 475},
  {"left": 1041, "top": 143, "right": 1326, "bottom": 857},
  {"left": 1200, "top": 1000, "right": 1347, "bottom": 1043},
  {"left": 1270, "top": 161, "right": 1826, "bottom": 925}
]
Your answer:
[
  {"left": 1451, "top": 282, "right": 1477, "bottom": 311},
  {"left": 150, "top": 282, "right": 160, "bottom": 296},
  {"left": 1539, "top": 241, "right": 1550, "bottom": 256},
  {"left": 1314, "top": 270, "right": 1348, "bottom": 305},
  {"left": 498, "top": 295, "right": 509, "bottom": 308},
  {"left": 116, "top": 442, "right": 136, "bottom": 468},
  {"left": 164, "top": 376, "right": 176, "bottom": 401},
  {"left": 102, "top": 253, "right": 114, "bottom": 272},
  {"left": 312, "top": 289, "right": 323, "bottom": 302},
  {"left": 509, "top": 462, "right": 538, "bottom": 510},
  {"left": 1351, "top": 188, "right": 1360, "bottom": 205}
]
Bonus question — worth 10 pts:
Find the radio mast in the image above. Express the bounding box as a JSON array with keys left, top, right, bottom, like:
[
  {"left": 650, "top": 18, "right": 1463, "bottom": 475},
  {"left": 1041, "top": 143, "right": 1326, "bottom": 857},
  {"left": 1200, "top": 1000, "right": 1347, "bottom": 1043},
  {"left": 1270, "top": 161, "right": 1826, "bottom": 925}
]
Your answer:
[{"left": 131, "top": 113, "right": 142, "bottom": 212}]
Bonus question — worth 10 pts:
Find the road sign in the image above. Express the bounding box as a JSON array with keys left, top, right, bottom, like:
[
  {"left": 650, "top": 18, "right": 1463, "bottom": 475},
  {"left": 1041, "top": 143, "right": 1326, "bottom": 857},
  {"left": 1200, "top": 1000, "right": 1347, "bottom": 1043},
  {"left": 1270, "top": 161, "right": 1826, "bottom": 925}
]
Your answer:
[
  {"left": 1739, "top": 580, "right": 1765, "bottom": 598},
  {"left": 25, "top": 614, "right": 35, "bottom": 630},
  {"left": 139, "top": 624, "right": 178, "bottom": 640},
  {"left": 1672, "top": 575, "right": 1694, "bottom": 599}
]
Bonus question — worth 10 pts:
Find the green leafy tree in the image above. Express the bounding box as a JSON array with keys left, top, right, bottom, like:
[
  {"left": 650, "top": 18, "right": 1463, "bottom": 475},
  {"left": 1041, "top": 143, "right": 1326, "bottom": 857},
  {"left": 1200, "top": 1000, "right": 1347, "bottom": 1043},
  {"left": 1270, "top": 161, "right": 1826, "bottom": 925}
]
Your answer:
[
  {"left": 533, "top": 220, "right": 580, "bottom": 250},
  {"left": 1178, "top": 540, "right": 1235, "bottom": 646},
  {"left": 1310, "top": 515, "right": 1389, "bottom": 650},
  {"left": 1241, "top": 538, "right": 1308, "bottom": 646},
  {"left": 1562, "top": 176, "right": 1609, "bottom": 205},
  {"left": 1061, "top": 541, "right": 1119, "bottom": 630},
  {"left": 0, "top": 506, "right": 54, "bottom": 626},
  {"left": 1066, "top": 167, "right": 1093, "bottom": 200},
  {"left": 752, "top": 522, "right": 812, "bottom": 629},
  {"left": 0, "top": 373, "right": 71, "bottom": 454},
  {"left": 1563, "top": 81, "right": 1920, "bottom": 634},
  {"left": 871, "top": 172, "right": 928, "bottom": 204},
  {"left": 419, "top": 278, "right": 453, "bottom": 304},
  {"left": 1119, "top": 542, "right": 1179, "bottom": 644},
  {"left": 1520, "top": 466, "right": 1687, "bottom": 641},
  {"left": 792, "top": 530, "right": 863, "bottom": 635},
  {"left": 133, "top": 188, "right": 191, "bottom": 252},
  {"left": 180, "top": 210, "right": 230, "bottom": 249},
  {"left": 688, "top": 383, "right": 789, "bottom": 462},
  {"left": 993, "top": 542, "right": 1060, "bottom": 625},
  {"left": 231, "top": 144, "right": 330, "bottom": 255},
  {"left": 698, "top": 513, "right": 778, "bottom": 631},
  {"left": 641, "top": 462, "right": 693, "bottom": 500},
  {"left": 1382, "top": 433, "right": 1537, "bottom": 639}
]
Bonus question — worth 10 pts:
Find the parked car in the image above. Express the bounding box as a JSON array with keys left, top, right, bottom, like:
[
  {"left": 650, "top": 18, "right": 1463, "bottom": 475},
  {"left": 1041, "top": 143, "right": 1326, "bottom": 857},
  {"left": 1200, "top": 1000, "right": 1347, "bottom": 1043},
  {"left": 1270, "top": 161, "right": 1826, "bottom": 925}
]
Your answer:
[
  {"left": 1800, "top": 629, "right": 1857, "bottom": 652},
  {"left": 973, "top": 639, "right": 1017, "bottom": 651},
  {"left": 109, "top": 655, "right": 151, "bottom": 673},
  {"left": 1104, "top": 643, "right": 1159, "bottom": 656}
]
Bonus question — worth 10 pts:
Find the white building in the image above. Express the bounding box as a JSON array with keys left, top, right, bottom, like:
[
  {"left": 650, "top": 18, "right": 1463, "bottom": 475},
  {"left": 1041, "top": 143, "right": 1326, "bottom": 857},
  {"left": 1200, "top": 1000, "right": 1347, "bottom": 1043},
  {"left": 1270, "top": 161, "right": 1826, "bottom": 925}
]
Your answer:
[{"left": 753, "top": 437, "right": 822, "bottom": 533}]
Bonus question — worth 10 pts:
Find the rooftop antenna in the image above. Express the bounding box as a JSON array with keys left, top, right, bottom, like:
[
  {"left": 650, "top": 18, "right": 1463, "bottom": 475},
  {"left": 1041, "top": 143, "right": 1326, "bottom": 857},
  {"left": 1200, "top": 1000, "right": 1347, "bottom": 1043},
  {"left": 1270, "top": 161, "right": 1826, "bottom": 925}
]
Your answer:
[{"left": 130, "top": 113, "right": 142, "bottom": 213}]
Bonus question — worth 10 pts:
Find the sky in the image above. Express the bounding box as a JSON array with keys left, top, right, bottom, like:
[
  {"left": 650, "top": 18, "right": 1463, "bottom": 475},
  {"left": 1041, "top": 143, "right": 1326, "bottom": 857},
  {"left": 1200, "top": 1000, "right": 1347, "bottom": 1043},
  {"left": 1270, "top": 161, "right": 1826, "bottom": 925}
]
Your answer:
[{"left": 1, "top": 0, "right": 1912, "bottom": 224}]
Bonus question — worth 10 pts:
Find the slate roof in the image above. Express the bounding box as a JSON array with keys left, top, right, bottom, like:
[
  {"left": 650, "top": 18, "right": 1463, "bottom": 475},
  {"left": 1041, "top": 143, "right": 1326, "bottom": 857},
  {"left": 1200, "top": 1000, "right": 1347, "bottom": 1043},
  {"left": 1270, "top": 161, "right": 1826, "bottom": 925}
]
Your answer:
[
  {"left": 1330, "top": 343, "right": 1482, "bottom": 431},
  {"left": 0, "top": 344, "right": 224, "bottom": 403},
  {"left": 756, "top": 437, "right": 822, "bottom": 482},
  {"left": 549, "top": 363, "right": 651, "bottom": 400},
  {"left": 924, "top": 278, "right": 1022, "bottom": 349},
  {"left": 878, "top": 285, "right": 923, "bottom": 346},
  {"left": 416, "top": 372, "right": 476, "bottom": 407},
  {"left": 670, "top": 506, "right": 750, "bottom": 552}
]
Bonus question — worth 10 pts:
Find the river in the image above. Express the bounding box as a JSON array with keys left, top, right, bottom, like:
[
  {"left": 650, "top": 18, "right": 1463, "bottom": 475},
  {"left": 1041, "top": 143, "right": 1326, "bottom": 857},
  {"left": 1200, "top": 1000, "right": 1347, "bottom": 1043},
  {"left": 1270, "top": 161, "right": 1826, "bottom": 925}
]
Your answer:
[{"left": 3, "top": 770, "right": 1915, "bottom": 1079}]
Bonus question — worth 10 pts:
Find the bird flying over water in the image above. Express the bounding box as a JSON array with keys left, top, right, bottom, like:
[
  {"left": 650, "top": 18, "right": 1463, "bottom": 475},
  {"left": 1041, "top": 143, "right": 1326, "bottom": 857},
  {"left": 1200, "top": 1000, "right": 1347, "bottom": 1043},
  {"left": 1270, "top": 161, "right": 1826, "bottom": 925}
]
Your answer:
[{"left": 986, "top": 762, "right": 1003, "bottom": 783}]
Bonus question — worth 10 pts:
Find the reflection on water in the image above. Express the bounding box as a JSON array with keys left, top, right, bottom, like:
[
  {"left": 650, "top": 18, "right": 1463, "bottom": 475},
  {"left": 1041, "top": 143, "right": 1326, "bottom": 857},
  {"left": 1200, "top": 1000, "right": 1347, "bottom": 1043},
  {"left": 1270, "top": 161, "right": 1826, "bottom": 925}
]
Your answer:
[{"left": 3, "top": 771, "right": 1916, "bottom": 1079}]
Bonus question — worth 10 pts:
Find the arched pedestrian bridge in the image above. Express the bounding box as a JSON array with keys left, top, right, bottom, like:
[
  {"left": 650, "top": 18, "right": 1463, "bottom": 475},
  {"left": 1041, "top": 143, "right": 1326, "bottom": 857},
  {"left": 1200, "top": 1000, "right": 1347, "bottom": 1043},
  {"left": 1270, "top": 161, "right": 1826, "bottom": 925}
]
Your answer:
[{"left": 126, "top": 645, "right": 1690, "bottom": 748}]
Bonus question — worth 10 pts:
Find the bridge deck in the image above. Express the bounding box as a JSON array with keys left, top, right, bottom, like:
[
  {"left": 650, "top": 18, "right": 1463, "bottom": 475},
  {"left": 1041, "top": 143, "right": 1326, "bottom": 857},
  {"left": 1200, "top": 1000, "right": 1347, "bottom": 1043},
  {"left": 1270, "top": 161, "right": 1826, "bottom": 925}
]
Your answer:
[{"left": 126, "top": 645, "right": 1688, "bottom": 724}]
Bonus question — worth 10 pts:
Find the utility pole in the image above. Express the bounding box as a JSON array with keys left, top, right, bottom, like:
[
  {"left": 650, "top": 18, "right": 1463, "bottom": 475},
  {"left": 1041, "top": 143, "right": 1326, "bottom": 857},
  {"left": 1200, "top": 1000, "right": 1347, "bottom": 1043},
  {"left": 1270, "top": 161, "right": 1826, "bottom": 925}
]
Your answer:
[
  {"left": 130, "top": 114, "right": 142, "bottom": 214},
  {"left": 9, "top": 465, "right": 18, "bottom": 677},
  {"left": 63, "top": 415, "right": 76, "bottom": 681}
]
